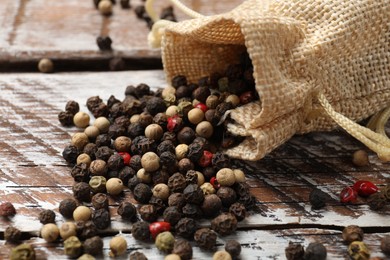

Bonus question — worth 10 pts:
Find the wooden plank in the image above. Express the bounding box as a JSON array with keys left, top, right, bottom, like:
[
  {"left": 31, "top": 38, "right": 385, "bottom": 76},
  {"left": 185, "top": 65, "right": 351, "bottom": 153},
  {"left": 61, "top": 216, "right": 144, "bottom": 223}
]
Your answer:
[
  {"left": 0, "top": 71, "right": 389, "bottom": 258},
  {"left": 0, "top": 0, "right": 244, "bottom": 70}
]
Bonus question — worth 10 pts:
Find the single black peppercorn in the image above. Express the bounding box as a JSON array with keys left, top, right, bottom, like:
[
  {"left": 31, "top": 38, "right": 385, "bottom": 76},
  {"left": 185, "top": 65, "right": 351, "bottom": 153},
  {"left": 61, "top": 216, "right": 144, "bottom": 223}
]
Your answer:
[
  {"left": 129, "top": 251, "right": 148, "bottom": 260},
  {"left": 65, "top": 100, "right": 80, "bottom": 115},
  {"left": 83, "top": 236, "right": 104, "bottom": 256},
  {"left": 149, "top": 196, "right": 167, "bottom": 214},
  {"left": 129, "top": 154, "right": 142, "bottom": 171},
  {"left": 175, "top": 217, "right": 198, "bottom": 239},
  {"left": 76, "top": 220, "right": 98, "bottom": 240},
  {"left": 117, "top": 201, "right": 137, "bottom": 220},
  {"left": 92, "top": 208, "right": 111, "bottom": 229},
  {"left": 217, "top": 186, "right": 237, "bottom": 207},
  {"left": 107, "top": 153, "right": 125, "bottom": 171},
  {"left": 212, "top": 152, "right": 231, "bottom": 170},
  {"left": 91, "top": 193, "right": 109, "bottom": 210},
  {"left": 171, "top": 75, "right": 187, "bottom": 88},
  {"left": 172, "top": 239, "right": 193, "bottom": 260},
  {"left": 38, "top": 209, "right": 56, "bottom": 224},
  {"left": 138, "top": 204, "right": 158, "bottom": 222},
  {"left": 309, "top": 189, "right": 328, "bottom": 210},
  {"left": 133, "top": 183, "right": 153, "bottom": 203},
  {"left": 225, "top": 240, "right": 242, "bottom": 259},
  {"left": 192, "top": 86, "right": 210, "bottom": 103},
  {"left": 59, "top": 198, "right": 78, "bottom": 219},
  {"left": 285, "top": 241, "right": 305, "bottom": 260},
  {"left": 128, "top": 176, "right": 141, "bottom": 191},
  {"left": 131, "top": 221, "right": 151, "bottom": 241},
  {"left": 160, "top": 151, "right": 177, "bottom": 167},
  {"left": 168, "top": 193, "right": 186, "bottom": 209},
  {"left": 187, "top": 142, "right": 204, "bottom": 163},
  {"left": 152, "top": 169, "right": 170, "bottom": 185},
  {"left": 71, "top": 163, "right": 90, "bottom": 182},
  {"left": 86, "top": 96, "right": 103, "bottom": 112},
  {"left": 108, "top": 123, "right": 127, "bottom": 139},
  {"left": 183, "top": 184, "right": 204, "bottom": 205},
  {"left": 163, "top": 206, "right": 182, "bottom": 225},
  {"left": 194, "top": 228, "right": 217, "bottom": 250},
  {"left": 211, "top": 213, "right": 238, "bottom": 236},
  {"left": 185, "top": 170, "right": 198, "bottom": 184},
  {"left": 146, "top": 97, "right": 166, "bottom": 116},
  {"left": 4, "top": 226, "right": 22, "bottom": 243},
  {"left": 229, "top": 202, "right": 247, "bottom": 221},
  {"left": 62, "top": 145, "right": 79, "bottom": 164},
  {"left": 119, "top": 166, "right": 135, "bottom": 184},
  {"left": 201, "top": 194, "right": 222, "bottom": 218},
  {"left": 178, "top": 158, "right": 194, "bottom": 174},
  {"left": 73, "top": 182, "right": 91, "bottom": 202},
  {"left": 157, "top": 140, "right": 176, "bottom": 155},
  {"left": 153, "top": 113, "right": 169, "bottom": 130},
  {"left": 304, "top": 242, "right": 327, "bottom": 260},
  {"left": 96, "top": 36, "right": 112, "bottom": 51},
  {"left": 182, "top": 203, "right": 202, "bottom": 218},
  {"left": 168, "top": 173, "right": 187, "bottom": 193},
  {"left": 58, "top": 111, "right": 75, "bottom": 126}
]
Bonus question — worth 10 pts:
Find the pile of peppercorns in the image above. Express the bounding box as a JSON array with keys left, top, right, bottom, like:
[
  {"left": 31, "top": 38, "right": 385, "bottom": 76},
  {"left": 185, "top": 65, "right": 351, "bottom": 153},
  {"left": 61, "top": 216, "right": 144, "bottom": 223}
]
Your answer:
[{"left": 54, "top": 53, "right": 259, "bottom": 258}]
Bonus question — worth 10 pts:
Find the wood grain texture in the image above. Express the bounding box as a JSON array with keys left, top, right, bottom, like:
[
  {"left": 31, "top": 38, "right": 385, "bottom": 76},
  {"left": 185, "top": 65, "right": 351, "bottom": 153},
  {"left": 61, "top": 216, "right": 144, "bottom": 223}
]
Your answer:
[
  {"left": 0, "top": 71, "right": 389, "bottom": 259},
  {"left": 0, "top": 0, "right": 244, "bottom": 70}
]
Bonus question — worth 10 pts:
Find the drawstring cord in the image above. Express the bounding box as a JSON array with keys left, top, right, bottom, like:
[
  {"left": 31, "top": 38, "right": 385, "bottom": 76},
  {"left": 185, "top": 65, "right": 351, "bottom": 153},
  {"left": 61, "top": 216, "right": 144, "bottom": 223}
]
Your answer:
[
  {"left": 318, "top": 93, "right": 390, "bottom": 161},
  {"left": 145, "top": 0, "right": 205, "bottom": 48}
]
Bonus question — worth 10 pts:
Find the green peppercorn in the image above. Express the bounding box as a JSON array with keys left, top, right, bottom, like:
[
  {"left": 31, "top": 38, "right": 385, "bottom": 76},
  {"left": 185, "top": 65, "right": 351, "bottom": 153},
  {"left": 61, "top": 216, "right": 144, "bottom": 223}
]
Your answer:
[
  {"left": 10, "top": 243, "right": 36, "bottom": 260},
  {"left": 155, "top": 231, "right": 175, "bottom": 253},
  {"left": 89, "top": 176, "right": 107, "bottom": 193},
  {"left": 64, "top": 236, "right": 83, "bottom": 258},
  {"left": 348, "top": 241, "right": 370, "bottom": 260}
]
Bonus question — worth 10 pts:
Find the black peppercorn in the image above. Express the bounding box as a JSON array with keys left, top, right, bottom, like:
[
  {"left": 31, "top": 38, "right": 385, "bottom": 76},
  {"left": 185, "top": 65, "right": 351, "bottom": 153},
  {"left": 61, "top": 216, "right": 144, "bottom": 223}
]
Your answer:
[
  {"left": 229, "top": 202, "right": 246, "bottom": 221},
  {"left": 90, "top": 193, "right": 108, "bottom": 211},
  {"left": 135, "top": 83, "right": 151, "bottom": 98},
  {"left": 59, "top": 198, "right": 78, "bottom": 219},
  {"left": 212, "top": 102, "right": 234, "bottom": 126},
  {"left": 129, "top": 155, "right": 142, "bottom": 171},
  {"left": 83, "top": 236, "right": 104, "bottom": 256},
  {"left": 72, "top": 182, "right": 91, "bottom": 202},
  {"left": 175, "top": 217, "right": 198, "bottom": 239},
  {"left": 185, "top": 170, "right": 198, "bottom": 185},
  {"left": 161, "top": 131, "right": 177, "bottom": 144},
  {"left": 285, "top": 241, "right": 305, "bottom": 260},
  {"left": 65, "top": 100, "right": 80, "bottom": 115},
  {"left": 304, "top": 242, "right": 327, "bottom": 260},
  {"left": 108, "top": 123, "right": 127, "bottom": 139},
  {"left": 4, "top": 226, "right": 22, "bottom": 243},
  {"left": 92, "top": 208, "right": 111, "bottom": 229},
  {"left": 194, "top": 228, "right": 217, "bottom": 250},
  {"left": 38, "top": 209, "right": 56, "bottom": 224},
  {"left": 160, "top": 152, "right": 177, "bottom": 167},
  {"left": 107, "top": 153, "right": 125, "bottom": 171},
  {"left": 211, "top": 213, "right": 238, "bottom": 236},
  {"left": 342, "top": 225, "right": 364, "bottom": 244},
  {"left": 201, "top": 194, "right": 222, "bottom": 218},
  {"left": 71, "top": 163, "right": 90, "bottom": 183},
  {"left": 157, "top": 140, "right": 175, "bottom": 155},
  {"left": 83, "top": 143, "right": 97, "bottom": 160},
  {"left": 172, "top": 239, "right": 193, "bottom": 260},
  {"left": 163, "top": 206, "right": 182, "bottom": 225},
  {"left": 381, "top": 235, "right": 390, "bottom": 255},
  {"left": 131, "top": 221, "right": 151, "bottom": 241},
  {"left": 168, "top": 173, "right": 187, "bottom": 193},
  {"left": 171, "top": 75, "right": 187, "bottom": 88},
  {"left": 168, "top": 193, "right": 186, "bottom": 209},
  {"left": 117, "top": 201, "right": 137, "bottom": 220},
  {"left": 95, "top": 146, "right": 114, "bottom": 161},
  {"left": 183, "top": 184, "right": 204, "bottom": 205},
  {"left": 118, "top": 166, "right": 135, "bottom": 184},
  {"left": 187, "top": 142, "right": 204, "bottom": 163},
  {"left": 62, "top": 145, "right": 79, "bottom": 164},
  {"left": 182, "top": 203, "right": 202, "bottom": 218},
  {"left": 138, "top": 204, "right": 158, "bottom": 222},
  {"left": 153, "top": 112, "right": 168, "bottom": 130},
  {"left": 212, "top": 152, "right": 231, "bottom": 170},
  {"left": 178, "top": 158, "right": 194, "bottom": 174},
  {"left": 58, "top": 111, "right": 75, "bottom": 126},
  {"left": 76, "top": 220, "right": 98, "bottom": 240},
  {"left": 146, "top": 97, "right": 166, "bottom": 116},
  {"left": 149, "top": 196, "right": 167, "bottom": 214},
  {"left": 309, "top": 189, "right": 328, "bottom": 210},
  {"left": 217, "top": 186, "right": 237, "bottom": 207},
  {"left": 192, "top": 86, "right": 210, "bottom": 103},
  {"left": 152, "top": 169, "right": 170, "bottom": 185},
  {"left": 225, "top": 240, "right": 242, "bottom": 259},
  {"left": 128, "top": 176, "right": 141, "bottom": 191},
  {"left": 133, "top": 183, "right": 153, "bottom": 203},
  {"left": 96, "top": 36, "right": 112, "bottom": 51},
  {"left": 129, "top": 251, "right": 148, "bottom": 260}
]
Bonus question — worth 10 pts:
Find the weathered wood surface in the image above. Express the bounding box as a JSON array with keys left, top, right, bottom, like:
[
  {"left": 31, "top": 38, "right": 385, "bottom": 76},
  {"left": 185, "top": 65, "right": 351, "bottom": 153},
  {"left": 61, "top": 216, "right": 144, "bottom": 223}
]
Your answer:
[
  {"left": 0, "top": 0, "right": 243, "bottom": 70},
  {"left": 0, "top": 71, "right": 389, "bottom": 259}
]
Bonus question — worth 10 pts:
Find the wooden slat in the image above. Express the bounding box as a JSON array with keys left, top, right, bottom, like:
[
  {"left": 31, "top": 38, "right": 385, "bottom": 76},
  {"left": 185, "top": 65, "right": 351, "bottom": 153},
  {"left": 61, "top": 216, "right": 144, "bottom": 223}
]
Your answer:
[{"left": 0, "top": 71, "right": 389, "bottom": 258}]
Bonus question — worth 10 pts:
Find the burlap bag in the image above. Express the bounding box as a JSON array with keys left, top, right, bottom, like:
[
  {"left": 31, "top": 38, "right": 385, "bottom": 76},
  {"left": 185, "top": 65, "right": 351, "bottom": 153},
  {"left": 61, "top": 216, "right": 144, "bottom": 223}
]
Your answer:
[{"left": 149, "top": 0, "right": 390, "bottom": 161}]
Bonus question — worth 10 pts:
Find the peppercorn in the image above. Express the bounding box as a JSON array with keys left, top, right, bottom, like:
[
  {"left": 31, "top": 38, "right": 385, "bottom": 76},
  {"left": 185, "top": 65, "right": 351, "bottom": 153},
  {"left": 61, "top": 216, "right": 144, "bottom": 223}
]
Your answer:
[
  {"left": 161, "top": 206, "right": 181, "bottom": 225},
  {"left": 196, "top": 121, "right": 214, "bottom": 138},
  {"left": 91, "top": 193, "right": 109, "bottom": 210},
  {"left": 178, "top": 158, "right": 194, "bottom": 174},
  {"left": 352, "top": 150, "right": 370, "bottom": 167},
  {"left": 38, "top": 209, "right": 56, "bottom": 224},
  {"left": 200, "top": 182, "right": 216, "bottom": 195},
  {"left": 83, "top": 143, "right": 97, "bottom": 160},
  {"left": 216, "top": 168, "right": 236, "bottom": 186},
  {"left": 38, "top": 58, "right": 54, "bottom": 73},
  {"left": 89, "top": 176, "right": 107, "bottom": 193},
  {"left": 155, "top": 231, "right": 175, "bottom": 253},
  {"left": 78, "top": 254, "right": 95, "bottom": 260},
  {"left": 140, "top": 152, "right": 160, "bottom": 172},
  {"left": 137, "top": 168, "right": 152, "bottom": 183},
  {"left": 73, "top": 182, "right": 91, "bottom": 202},
  {"left": 177, "top": 127, "right": 195, "bottom": 145},
  {"left": 117, "top": 201, "right": 136, "bottom": 220},
  {"left": 348, "top": 241, "right": 370, "bottom": 260},
  {"left": 89, "top": 159, "right": 108, "bottom": 176},
  {"left": 64, "top": 236, "right": 83, "bottom": 258},
  {"left": 59, "top": 198, "right": 78, "bottom": 218},
  {"left": 59, "top": 222, "right": 77, "bottom": 240},
  {"left": 114, "top": 136, "right": 132, "bottom": 152},
  {"left": 168, "top": 173, "right": 187, "bottom": 193},
  {"left": 304, "top": 242, "right": 327, "bottom": 260},
  {"left": 76, "top": 220, "right": 98, "bottom": 240},
  {"left": 187, "top": 142, "right": 204, "bottom": 163},
  {"left": 63, "top": 145, "right": 80, "bottom": 164},
  {"left": 309, "top": 189, "right": 328, "bottom": 210},
  {"left": 182, "top": 203, "right": 202, "bottom": 218},
  {"left": 160, "top": 152, "right": 177, "bottom": 167},
  {"left": 194, "top": 228, "right": 217, "bottom": 250},
  {"left": 10, "top": 243, "right": 35, "bottom": 260},
  {"left": 149, "top": 221, "right": 171, "bottom": 240},
  {"left": 192, "top": 86, "right": 210, "bottom": 103},
  {"left": 98, "top": 0, "right": 113, "bottom": 15},
  {"left": 172, "top": 75, "right": 187, "bottom": 88},
  {"left": 213, "top": 251, "right": 232, "bottom": 260},
  {"left": 73, "top": 112, "right": 90, "bottom": 128},
  {"left": 184, "top": 184, "right": 205, "bottom": 204},
  {"left": 77, "top": 153, "right": 92, "bottom": 167},
  {"left": 381, "top": 235, "right": 390, "bottom": 255},
  {"left": 174, "top": 217, "right": 198, "bottom": 239},
  {"left": 200, "top": 194, "right": 222, "bottom": 218},
  {"left": 4, "top": 226, "right": 21, "bottom": 243},
  {"left": 284, "top": 241, "right": 305, "bottom": 260},
  {"left": 228, "top": 202, "right": 246, "bottom": 221},
  {"left": 167, "top": 193, "right": 186, "bottom": 209},
  {"left": 130, "top": 251, "right": 148, "bottom": 260},
  {"left": 92, "top": 208, "right": 111, "bottom": 229},
  {"left": 145, "top": 97, "right": 166, "bottom": 116},
  {"left": 184, "top": 169, "right": 197, "bottom": 184},
  {"left": 93, "top": 117, "right": 110, "bottom": 134},
  {"left": 367, "top": 192, "right": 387, "bottom": 210},
  {"left": 40, "top": 223, "right": 60, "bottom": 242},
  {"left": 128, "top": 177, "right": 143, "bottom": 194},
  {"left": 211, "top": 213, "right": 237, "bottom": 236},
  {"left": 167, "top": 115, "right": 184, "bottom": 132},
  {"left": 108, "top": 236, "right": 128, "bottom": 257},
  {"left": 217, "top": 186, "right": 237, "bottom": 207},
  {"left": 172, "top": 239, "right": 193, "bottom": 260},
  {"left": 96, "top": 36, "right": 112, "bottom": 51},
  {"left": 165, "top": 254, "right": 181, "bottom": 260},
  {"left": 223, "top": 240, "right": 241, "bottom": 259},
  {"left": 58, "top": 111, "right": 74, "bottom": 126},
  {"left": 131, "top": 221, "right": 151, "bottom": 241},
  {"left": 73, "top": 205, "right": 92, "bottom": 221},
  {"left": 106, "top": 177, "right": 124, "bottom": 195},
  {"left": 107, "top": 154, "right": 124, "bottom": 171},
  {"left": 120, "top": 0, "right": 130, "bottom": 8},
  {"left": 342, "top": 225, "right": 364, "bottom": 244}
]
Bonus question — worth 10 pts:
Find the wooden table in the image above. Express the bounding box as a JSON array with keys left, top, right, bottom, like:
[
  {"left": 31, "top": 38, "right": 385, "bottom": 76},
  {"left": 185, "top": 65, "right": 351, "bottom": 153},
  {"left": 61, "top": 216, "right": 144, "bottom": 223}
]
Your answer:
[{"left": 1, "top": 1, "right": 390, "bottom": 259}]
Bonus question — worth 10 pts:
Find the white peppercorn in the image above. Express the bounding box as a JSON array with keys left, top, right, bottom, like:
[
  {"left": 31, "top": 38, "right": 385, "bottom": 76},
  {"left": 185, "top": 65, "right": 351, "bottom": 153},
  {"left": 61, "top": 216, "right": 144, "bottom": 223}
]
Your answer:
[
  {"left": 188, "top": 108, "right": 204, "bottom": 124},
  {"left": 77, "top": 153, "right": 92, "bottom": 166},
  {"left": 137, "top": 168, "right": 152, "bottom": 183},
  {"left": 153, "top": 183, "right": 170, "bottom": 200},
  {"left": 141, "top": 152, "right": 160, "bottom": 172},
  {"left": 59, "top": 222, "right": 77, "bottom": 240},
  {"left": 352, "top": 150, "right": 369, "bottom": 167},
  {"left": 40, "top": 223, "right": 60, "bottom": 242},
  {"left": 89, "top": 159, "right": 107, "bottom": 176},
  {"left": 71, "top": 132, "right": 89, "bottom": 150},
  {"left": 166, "top": 105, "right": 179, "bottom": 117},
  {"left": 73, "top": 112, "right": 90, "bottom": 128},
  {"left": 130, "top": 114, "right": 140, "bottom": 124},
  {"left": 93, "top": 117, "right": 110, "bottom": 133},
  {"left": 196, "top": 171, "right": 205, "bottom": 186},
  {"left": 165, "top": 254, "right": 181, "bottom": 260},
  {"left": 109, "top": 236, "right": 128, "bottom": 257},
  {"left": 196, "top": 121, "right": 214, "bottom": 138},
  {"left": 162, "top": 86, "right": 176, "bottom": 99},
  {"left": 84, "top": 126, "right": 100, "bottom": 139},
  {"left": 200, "top": 182, "right": 216, "bottom": 195},
  {"left": 38, "top": 58, "right": 54, "bottom": 73},
  {"left": 216, "top": 168, "right": 236, "bottom": 186},
  {"left": 145, "top": 124, "right": 164, "bottom": 141},
  {"left": 225, "top": 94, "right": 240, "bottom": 107},
  {"left": 175, "top": 144, "right": 188, "bottom": 160},
  {"left": 213, "top": 251, "right": 232, "bottom": 260},
  {"left": 114, "top": 136, "right": 132, "bottom": 152},
  {"left": 233, "top": 169, "right": 246, "bottom": 183},
  {"left": 98, "top": 0, "right": 113, "bottom": 16},
  {"left": 73, "top": 206, "right": 92, "bottom": 221},
  {"left": 106, "top": 177, "right": 124, "bottom": 195}
]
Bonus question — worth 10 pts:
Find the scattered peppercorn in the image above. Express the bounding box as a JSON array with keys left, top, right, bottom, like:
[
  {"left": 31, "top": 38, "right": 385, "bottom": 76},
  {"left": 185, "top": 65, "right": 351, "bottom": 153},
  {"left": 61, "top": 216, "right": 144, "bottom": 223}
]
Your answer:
[
  {"left": 342, "top": 225, "right": 364, "bottom": 244},
  {"left": 4, "top": 226, "right": 22, "bottom": 243},
  {"left": 381, "top": 235, "right": 390, "bottom": 255},
  {"left": 130, "top": 251, "right": 148, "bottom": 260},
  {"left": 10, "top": 243, "right": 35, "bottom": 260},
  {"left": 284, "top": 241, "right": 304, "bottom": 260},
  {"left": 348, "top": 241, "right": 370, "bottom": 260},
  {"left": 38, "top": 58, "right": 54, "bottom": 73},
  {"left": 304, "top": 242, "right": 327, "bottom": 260},
  {"left": 309, "top": 189, "right": 328, "bottom": 210},
  {"left": 109, "top": 236, "right": 128, "bottom": 257},
  {"left": 0, "top": 201, "right": 16, "bottom": 217},
  {"left": 225, "top": 240, "right": 242, "bottom": 259},
  {"left": 59, "top": 222, "right": 77, "bottom": 240},
  {"left": 59, "top": 198, "right": 79, "bottom": 219},
  {"left": 213, "top": 251, "right": 232, "bottom": 260},
  {"left": 92, "top": 208, "right": 111, "bottom": 229},
  {"left": 155, "top": 231, "right": 175, "bottom": 253},
  {"left": 118, "top": 201, "right": 137, "bottom": 220},
  {"left": 132, "top": 221, "right": 151, "bottom": 241},
  {"left": 96, "top": 36, "right": 112, "bottom": 51},
  {"left": 194, "top": 228, "right": 217, "bottom": 250},
  {"left": 172, "top": 239, "right": 193, "bottom": 260},
  {"left": 64, "top": 236, "right": 83, "bottom": 258},
  {"left": 352, "top": 150, "right": 370, "bottom": 167},
  {"left": 40, "top": 223, "right": 60, "bottom": 242}
]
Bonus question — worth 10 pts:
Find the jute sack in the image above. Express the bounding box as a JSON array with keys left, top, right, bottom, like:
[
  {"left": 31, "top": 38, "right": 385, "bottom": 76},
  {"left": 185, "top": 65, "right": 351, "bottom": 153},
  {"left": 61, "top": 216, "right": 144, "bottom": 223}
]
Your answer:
[{"left": 149, "top": 0, "right": 390, "bottom": 161}]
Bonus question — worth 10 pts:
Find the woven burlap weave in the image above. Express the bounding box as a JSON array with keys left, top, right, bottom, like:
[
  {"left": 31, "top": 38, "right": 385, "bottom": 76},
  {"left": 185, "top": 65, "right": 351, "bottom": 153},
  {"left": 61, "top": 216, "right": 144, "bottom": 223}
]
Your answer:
[{"left": 160, "top": 0, "right": 390, "bottom": 161}]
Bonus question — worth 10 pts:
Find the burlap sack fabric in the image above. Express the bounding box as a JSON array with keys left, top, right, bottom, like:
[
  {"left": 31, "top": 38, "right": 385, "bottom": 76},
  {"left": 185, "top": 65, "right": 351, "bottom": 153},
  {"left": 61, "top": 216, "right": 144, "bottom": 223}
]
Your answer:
[{"left": 158, "top": 0, "right": 390, "bottom": 161}]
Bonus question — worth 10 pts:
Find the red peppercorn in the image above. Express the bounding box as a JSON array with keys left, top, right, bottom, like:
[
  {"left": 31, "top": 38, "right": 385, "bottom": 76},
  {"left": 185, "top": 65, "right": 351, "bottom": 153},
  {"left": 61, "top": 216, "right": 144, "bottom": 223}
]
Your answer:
[
  {"left": 167, "top": 115, "right": 179, "bottom": 132},
  {"left": 198, "top": 150, "right": 213, "bottom": 167},
  {"left": 352, "top": 180, "right": 378, "bottom": 197},
  {"left": 149, "top": 221, "right": 171, "bottom": 239},
  {"left": 195, "top": 103, "right": 208, "bottom": 113},
  {"left": 210, "top": 177, "right": 221, "bottom": 189},
  {"left": 119, "top": 152, "right": 131, "bottom": 166},
  {"left": 340, "top": 186, "right": 358, "bottom": 203}
]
